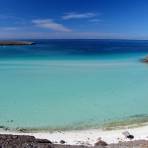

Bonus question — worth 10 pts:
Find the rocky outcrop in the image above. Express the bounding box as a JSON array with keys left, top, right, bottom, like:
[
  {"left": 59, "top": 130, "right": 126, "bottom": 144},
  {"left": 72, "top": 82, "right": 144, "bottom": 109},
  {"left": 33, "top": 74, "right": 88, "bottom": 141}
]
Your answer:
[
  {"left": 141, "top": 56, "right": 148, "bottom": 63},
  {"left": 0, "top": 134, "right": 53, "bottom": 148},
  {"left": 60, "top": 140, "right": 66, "bottom": 144},
  {"left": 0, "top": 41, "right": 35, "bottom": 46},
  {"left": 95, "top": 139, "right": 108, "bottom": 147},
  {"left": 109, "top": 140, "right": 148, "bottom": 148}
]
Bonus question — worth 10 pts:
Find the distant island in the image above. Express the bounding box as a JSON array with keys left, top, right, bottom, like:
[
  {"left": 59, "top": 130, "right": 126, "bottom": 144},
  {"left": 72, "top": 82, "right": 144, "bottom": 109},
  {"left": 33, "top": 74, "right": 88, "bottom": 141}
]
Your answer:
[{"left": 0, "top": 41, "right": 35, "bottom": 46}]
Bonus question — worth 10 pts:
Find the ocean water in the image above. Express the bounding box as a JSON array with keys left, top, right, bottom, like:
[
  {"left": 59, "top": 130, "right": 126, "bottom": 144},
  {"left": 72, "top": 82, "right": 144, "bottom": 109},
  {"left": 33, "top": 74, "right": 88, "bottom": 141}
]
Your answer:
[{"left": 0, "top": 39, "right": 148, "bottom": 131}]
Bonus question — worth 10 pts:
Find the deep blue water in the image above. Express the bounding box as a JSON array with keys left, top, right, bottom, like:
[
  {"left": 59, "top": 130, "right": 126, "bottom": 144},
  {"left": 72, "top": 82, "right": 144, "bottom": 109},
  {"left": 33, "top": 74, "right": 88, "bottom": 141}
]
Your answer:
[{"left": 1, "top": 39, "right": 148, "bottom": 59}]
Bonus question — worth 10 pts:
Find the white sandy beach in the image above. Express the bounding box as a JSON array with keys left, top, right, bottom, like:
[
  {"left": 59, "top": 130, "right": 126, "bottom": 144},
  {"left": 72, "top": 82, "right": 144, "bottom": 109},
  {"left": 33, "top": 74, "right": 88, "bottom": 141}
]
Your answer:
[{"left": 0, "top": 125, "right": 148, "bottom": 146}]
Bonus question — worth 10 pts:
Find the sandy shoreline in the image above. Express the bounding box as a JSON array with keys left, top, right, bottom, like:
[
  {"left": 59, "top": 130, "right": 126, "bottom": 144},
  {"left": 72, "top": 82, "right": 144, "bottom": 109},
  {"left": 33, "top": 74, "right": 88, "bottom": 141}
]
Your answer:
[{"left": 0, "top": 125, "right": 148, "bottom": 146}]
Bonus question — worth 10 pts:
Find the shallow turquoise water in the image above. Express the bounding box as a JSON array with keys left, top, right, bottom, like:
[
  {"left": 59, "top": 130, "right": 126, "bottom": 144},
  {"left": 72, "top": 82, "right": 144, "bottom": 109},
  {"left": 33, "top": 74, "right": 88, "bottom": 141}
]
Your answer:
[{"left": 0, "top": 52, "right": 148, "bottom": 130}]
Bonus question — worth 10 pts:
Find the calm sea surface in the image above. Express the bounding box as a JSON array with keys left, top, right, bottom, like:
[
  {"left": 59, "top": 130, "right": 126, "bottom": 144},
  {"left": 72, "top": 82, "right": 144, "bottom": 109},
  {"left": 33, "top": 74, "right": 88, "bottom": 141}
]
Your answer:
[{"left": 0, "top": 39, "right": 148, "bottom": 131}]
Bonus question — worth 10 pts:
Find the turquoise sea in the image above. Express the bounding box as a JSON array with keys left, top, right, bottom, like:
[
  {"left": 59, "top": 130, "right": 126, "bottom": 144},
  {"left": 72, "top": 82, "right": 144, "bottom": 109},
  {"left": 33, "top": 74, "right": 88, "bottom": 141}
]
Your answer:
[{"left": 0, "top": 39, "right": 148, "bottom": 131}]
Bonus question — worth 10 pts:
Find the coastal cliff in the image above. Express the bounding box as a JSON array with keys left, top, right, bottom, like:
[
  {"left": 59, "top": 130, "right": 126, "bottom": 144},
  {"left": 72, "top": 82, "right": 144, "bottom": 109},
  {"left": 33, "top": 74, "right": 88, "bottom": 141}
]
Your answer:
[{"left": 0, "top": 41, "right": 34, "bottom": 46}]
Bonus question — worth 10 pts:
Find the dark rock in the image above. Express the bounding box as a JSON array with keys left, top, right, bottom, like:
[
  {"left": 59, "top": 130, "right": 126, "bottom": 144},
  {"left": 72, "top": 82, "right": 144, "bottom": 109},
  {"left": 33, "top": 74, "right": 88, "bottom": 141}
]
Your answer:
[
  {"left": 122, "top": 131, "right": 134, "bottom": 140},
  {"left": 127, "top": 134, "right": 134, "bottom": 140},
  {"left": 36, "top": 139, "right": 52, "bottom": 144},
  {"left": 141, "top": 56, "right": 148, "bottom": 63},
  {"left": 4, "top": 127, "right": 10, "bottom": 131},
  {"left": 17, "top": 128, "right": 28, "bottom": 132},
  {"left": 0, "top": 134, "right": 53, "bottom": 148},
  {"left": 60, "top": 140, "right": 66, "bottom": 144},
  {"left": 0, "top": 126, "right": 5, "bottom": 129},
  {"left": 95, "top": 140, "right": 108, "bottom": 146}
]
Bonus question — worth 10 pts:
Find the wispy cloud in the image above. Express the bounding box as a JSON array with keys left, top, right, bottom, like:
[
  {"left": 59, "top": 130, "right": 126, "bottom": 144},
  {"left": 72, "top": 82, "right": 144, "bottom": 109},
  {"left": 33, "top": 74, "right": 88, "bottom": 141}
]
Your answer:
[
  {"left": 89, "top": 19, "right": 102, "bottom": 23},
  {"left": 0, "top": 31, "right": 147, "bottom": 40},
  {"left": 1, "top": 27, "right": 18, "bottom": 31},
  {"left": 0, "top": 14, "right": 27, "bottom": 26},
  {"left": 0, "top": 27, "right": 21, "bottom": 33},
  {"left": 62, "top": 12, "right": 97, "bottom": 20},
  {"left": 0, "top": 31, "right": 148, "bottom": 39},
  {"left": 32, "top": 19, "right": 71, "bottom": 32}
]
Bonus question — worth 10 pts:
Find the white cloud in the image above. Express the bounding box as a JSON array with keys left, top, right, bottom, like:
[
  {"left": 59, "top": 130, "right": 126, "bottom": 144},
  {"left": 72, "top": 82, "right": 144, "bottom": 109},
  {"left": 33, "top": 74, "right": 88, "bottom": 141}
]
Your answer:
[
  {"left": 32, "top": 19, "right": 71, "bottom": 32},
  {"left": 62, "top": 12, "right": 96, "bottom": 20}
]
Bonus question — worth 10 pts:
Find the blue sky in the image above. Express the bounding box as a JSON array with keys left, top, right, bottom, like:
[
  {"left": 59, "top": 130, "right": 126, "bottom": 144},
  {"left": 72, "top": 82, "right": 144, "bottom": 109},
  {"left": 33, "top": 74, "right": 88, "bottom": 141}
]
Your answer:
[{"left": 1, "top": 0, "right": 148, "bottom": 39}]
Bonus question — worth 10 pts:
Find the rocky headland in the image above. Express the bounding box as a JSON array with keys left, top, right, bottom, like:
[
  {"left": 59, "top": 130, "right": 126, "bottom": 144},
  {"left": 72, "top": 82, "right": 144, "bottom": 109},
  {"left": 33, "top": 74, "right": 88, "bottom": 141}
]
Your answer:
[{"left": 0, "top": 41, "right": 34, "bottom": 46}]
